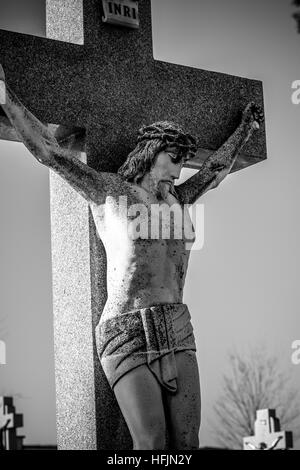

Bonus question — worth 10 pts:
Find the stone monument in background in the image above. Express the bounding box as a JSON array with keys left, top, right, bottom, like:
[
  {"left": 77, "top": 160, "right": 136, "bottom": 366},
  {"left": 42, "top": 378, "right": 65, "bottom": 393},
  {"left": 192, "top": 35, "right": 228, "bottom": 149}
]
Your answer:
[
  {"left": 243, "top": 409, "right": 293, "bottom": 450},
  {"left": 0, "top": 396, "right": 24, "bottom": 450}
]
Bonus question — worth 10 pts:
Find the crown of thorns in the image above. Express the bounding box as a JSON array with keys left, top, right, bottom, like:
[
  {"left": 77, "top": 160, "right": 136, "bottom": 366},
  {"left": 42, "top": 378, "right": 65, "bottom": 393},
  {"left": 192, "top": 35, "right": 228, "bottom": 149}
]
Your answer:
[{"left": 137, "top": 123, "right": 198, "bottom": 160}]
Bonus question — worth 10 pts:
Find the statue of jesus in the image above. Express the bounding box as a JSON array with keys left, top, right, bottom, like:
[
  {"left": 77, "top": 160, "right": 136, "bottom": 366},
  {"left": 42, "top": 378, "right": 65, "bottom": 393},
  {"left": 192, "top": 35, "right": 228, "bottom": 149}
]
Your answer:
[{"left": 0, "top": 64, "right": 264, "bottom": 450}]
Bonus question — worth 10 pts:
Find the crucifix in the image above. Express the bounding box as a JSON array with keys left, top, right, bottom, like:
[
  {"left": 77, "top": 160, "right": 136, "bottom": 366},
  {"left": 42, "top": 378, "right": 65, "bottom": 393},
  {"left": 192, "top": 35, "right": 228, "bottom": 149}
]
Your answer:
[
  {"left": 0, "top": 396, "right": 24, "bottom": 450},
  {"left": 243, "top": 409, "right": 293, "bottom": 450},
  {"left": 0, "top": 0, "right": 266, "bottom": 449}
]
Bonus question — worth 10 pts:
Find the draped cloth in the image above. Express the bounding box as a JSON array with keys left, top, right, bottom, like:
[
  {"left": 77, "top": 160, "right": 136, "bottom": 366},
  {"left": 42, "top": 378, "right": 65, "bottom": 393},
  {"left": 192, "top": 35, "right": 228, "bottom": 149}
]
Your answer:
[{"left": 95, "top": 303, "right": 196, "bottom": 393}]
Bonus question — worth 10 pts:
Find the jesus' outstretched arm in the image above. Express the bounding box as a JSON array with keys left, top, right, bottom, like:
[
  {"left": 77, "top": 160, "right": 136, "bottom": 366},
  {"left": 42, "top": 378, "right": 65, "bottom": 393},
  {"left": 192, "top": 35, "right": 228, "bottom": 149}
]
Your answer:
[
  {"left": 0, "top": 64, "right": 119, "bottom": 205},
  {"left": 176, "top": 102, "right": 265, "bottom": 205}
]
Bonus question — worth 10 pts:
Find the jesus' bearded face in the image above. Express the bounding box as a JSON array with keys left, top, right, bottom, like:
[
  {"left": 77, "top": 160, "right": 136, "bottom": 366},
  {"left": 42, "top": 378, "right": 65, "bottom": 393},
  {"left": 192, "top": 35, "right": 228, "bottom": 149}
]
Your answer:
[{"left": 148, "top": 148, "right": 184, "bottom": 201}]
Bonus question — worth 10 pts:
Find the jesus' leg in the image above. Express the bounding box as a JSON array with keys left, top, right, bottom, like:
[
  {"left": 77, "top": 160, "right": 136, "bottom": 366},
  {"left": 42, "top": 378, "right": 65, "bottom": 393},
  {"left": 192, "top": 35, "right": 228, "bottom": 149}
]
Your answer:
[
  {"left": 163, "top": 350, "right": 201, "bottom": 450},
  {"left": 113, "top": 364, "right": 167, "bottom": 450}
]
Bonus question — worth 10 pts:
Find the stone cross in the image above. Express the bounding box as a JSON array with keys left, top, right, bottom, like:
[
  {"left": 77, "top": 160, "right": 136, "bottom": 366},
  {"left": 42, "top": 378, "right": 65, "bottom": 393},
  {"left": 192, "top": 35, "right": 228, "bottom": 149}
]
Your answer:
[
  {"left": 243, "top": 409, "right": 293, "bottom": 450},
  {"left": 0, "top": 396, "right": 24, "bottom": 450},
  {"left": 0, "top": 0, "right": 267, "bottom": 449}
]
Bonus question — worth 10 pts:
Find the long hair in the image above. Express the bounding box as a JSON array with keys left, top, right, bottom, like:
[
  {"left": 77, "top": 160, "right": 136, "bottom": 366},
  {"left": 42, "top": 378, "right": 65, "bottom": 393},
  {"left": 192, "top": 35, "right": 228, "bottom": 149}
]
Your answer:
[{"left": 118, "top": 121, "right": 197, "bottom": 183}]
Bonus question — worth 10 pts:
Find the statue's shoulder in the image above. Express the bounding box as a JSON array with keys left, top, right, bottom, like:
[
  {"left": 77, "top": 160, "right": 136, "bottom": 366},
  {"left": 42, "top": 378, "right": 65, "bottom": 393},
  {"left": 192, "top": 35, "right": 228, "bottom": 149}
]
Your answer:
[
  {"left": 100, "top": 172, "right": 139, "bottom": 204},
  {"left": 97, "top": 172, "right": 126, "bottom": 191}
]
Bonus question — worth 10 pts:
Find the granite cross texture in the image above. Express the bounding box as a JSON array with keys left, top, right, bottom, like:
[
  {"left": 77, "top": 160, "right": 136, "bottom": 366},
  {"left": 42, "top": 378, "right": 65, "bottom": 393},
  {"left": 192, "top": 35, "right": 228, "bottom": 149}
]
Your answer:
[{"left": 0, "top": 0, "right": 266, "bottom": 173}]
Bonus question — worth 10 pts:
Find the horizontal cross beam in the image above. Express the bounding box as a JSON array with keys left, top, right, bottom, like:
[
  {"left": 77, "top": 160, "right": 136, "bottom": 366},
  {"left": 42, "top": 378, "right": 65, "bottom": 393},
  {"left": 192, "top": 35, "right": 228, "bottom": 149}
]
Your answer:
[{"left": 0, "top": 0, "right": 267, "bottom": 175}]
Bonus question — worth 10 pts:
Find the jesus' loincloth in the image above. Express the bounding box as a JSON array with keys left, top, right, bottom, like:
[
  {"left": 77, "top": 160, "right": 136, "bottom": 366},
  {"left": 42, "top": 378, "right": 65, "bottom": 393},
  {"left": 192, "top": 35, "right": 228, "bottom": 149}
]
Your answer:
[{"left": 95, "top": 303, "right": 196, "bottom": 393}]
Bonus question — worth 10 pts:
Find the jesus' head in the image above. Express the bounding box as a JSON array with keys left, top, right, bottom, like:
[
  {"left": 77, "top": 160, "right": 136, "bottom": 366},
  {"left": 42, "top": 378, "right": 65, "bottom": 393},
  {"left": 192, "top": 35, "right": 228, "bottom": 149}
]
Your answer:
[{"left": 118, "top": 121, "right": 197, "bottom": 200}]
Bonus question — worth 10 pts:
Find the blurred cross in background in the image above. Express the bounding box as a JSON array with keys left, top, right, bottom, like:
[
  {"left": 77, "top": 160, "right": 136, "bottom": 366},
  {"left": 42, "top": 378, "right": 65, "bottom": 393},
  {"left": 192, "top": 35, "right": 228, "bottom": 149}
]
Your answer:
[
  {"left": 292, "top": 0, "right": 300, "bottom": 32},
  {"left": 243, "top": 409, "right": 293, "bottom": 450}
]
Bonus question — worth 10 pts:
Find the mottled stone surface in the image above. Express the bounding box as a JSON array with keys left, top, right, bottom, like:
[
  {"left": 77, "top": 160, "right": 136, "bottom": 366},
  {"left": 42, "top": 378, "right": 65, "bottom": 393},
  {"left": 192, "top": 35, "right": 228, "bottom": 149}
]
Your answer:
[
  {"left": 49, "top": 151, "right": 97, "bottom": 450},
  {"left": 0, "top": 0, "right": 267, "bottom": 451},
  {"left": 0, "top": 0, "right": 266, "bottom": 174},
  {"left": 46, "top": 0, "right": 84, "bottom": 45}
]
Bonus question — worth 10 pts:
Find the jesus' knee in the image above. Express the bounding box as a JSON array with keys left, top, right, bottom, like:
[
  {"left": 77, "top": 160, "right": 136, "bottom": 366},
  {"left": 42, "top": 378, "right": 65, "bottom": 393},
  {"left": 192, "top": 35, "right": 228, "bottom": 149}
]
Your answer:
[
  {"left": 132, "top": 429, "right": 166, "bottom": 450},
  {"left": 170, "top": 429, "right": 199, "bottom": 450}
]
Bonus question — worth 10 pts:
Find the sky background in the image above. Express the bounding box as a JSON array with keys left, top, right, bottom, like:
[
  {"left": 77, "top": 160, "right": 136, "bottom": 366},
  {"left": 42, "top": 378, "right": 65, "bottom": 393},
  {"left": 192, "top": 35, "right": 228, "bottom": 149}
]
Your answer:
[{"left": 0, "top": 0, "right": 300, "bottom": 449}]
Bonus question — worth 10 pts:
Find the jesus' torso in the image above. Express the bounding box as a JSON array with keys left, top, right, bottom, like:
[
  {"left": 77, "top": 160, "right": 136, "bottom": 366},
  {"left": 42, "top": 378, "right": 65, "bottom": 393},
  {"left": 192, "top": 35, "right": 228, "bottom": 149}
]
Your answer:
[{"left": 90, "top": 177, "right": 195, "bottom": 322}]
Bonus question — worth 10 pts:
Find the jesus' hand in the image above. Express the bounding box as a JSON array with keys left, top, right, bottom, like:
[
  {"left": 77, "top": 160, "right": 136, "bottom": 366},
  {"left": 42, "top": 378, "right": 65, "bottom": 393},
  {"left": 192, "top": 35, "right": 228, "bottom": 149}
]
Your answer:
[{"left": 242, "top": 102, "right": 265, "bottom": 132}]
